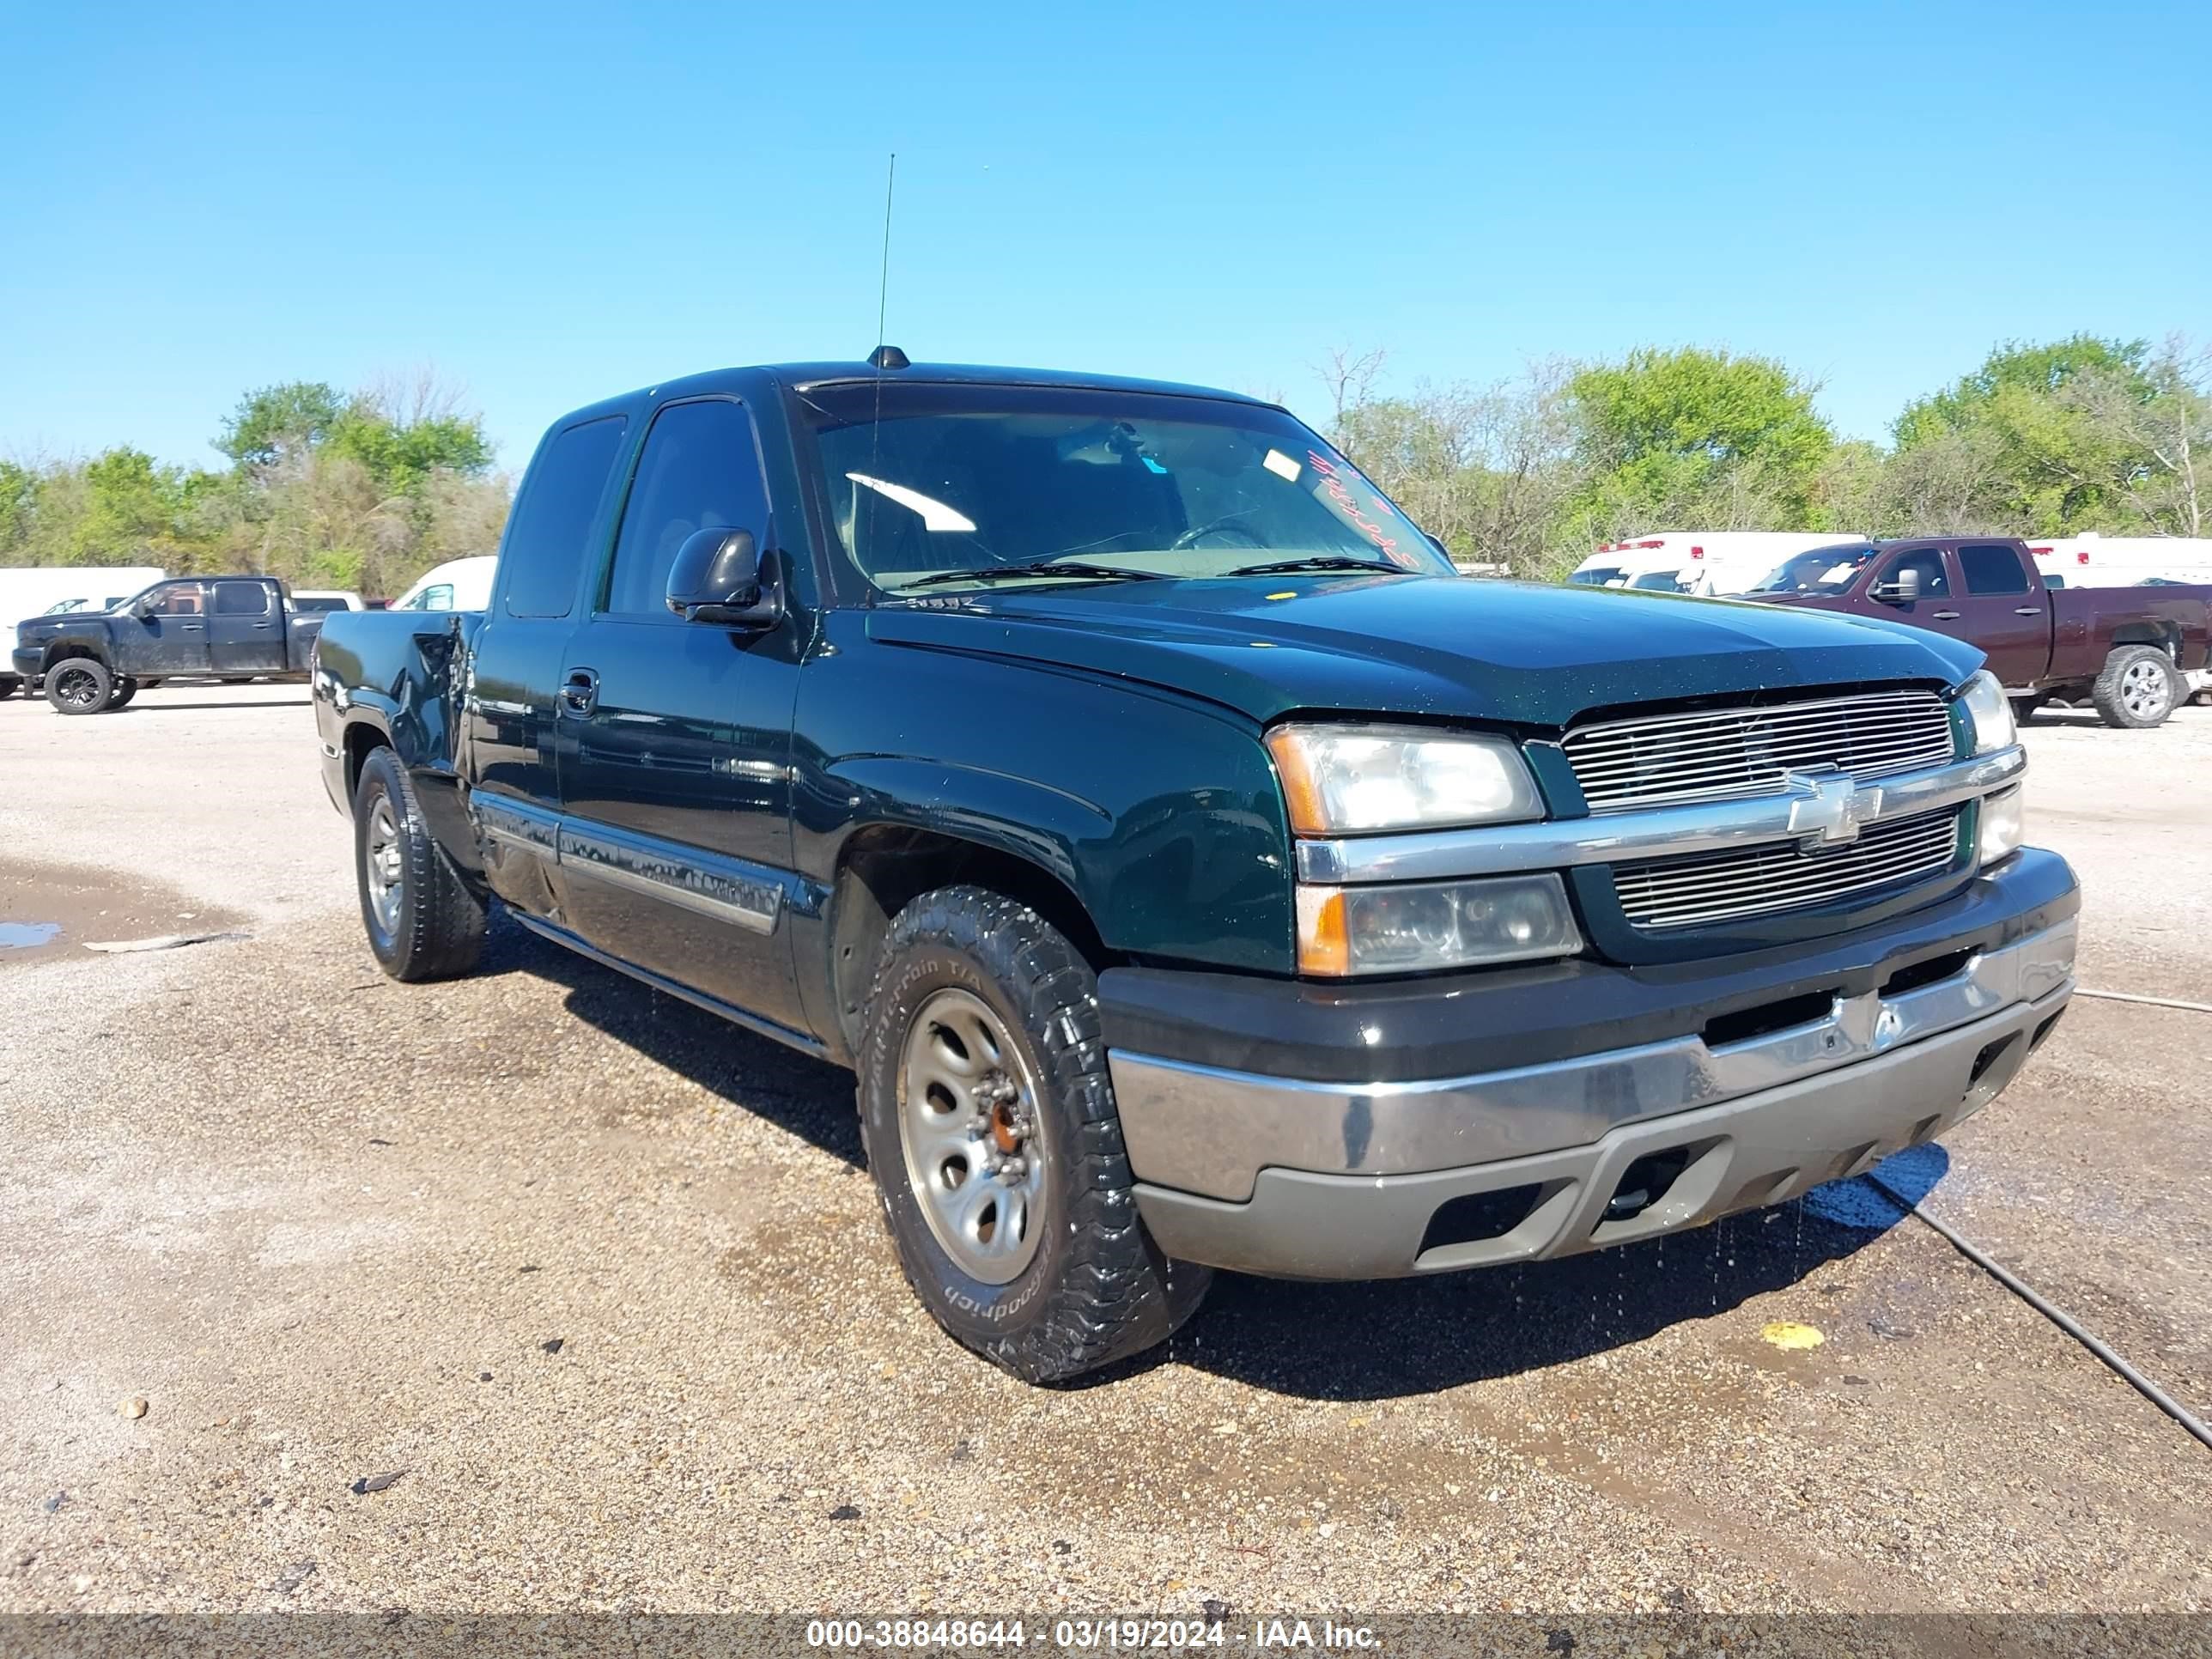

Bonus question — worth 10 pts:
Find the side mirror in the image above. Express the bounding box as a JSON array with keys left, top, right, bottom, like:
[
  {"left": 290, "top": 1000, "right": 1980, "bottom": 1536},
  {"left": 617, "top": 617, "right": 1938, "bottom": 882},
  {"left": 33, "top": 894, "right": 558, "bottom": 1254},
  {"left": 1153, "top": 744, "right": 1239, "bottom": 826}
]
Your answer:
[
  {"left": 1874, "top": 566, "right": 1923, "bottom": 604},
  {"left": 666, "top": 527, "right": 781, "bottom": 629}
]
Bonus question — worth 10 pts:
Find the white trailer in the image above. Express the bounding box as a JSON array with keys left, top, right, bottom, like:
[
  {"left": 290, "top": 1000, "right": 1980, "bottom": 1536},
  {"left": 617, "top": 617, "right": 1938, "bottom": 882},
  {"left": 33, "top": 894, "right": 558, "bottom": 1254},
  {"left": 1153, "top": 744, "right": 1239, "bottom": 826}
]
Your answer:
[
  {"left": 0, "top": 566, "right": 167, "bottom": 629},
  {"left": 2024, "top": 533, "right": 2212, "bottom": 590},
  {"left": 1568, "top": 532, "right": 1865, "bottom": 598}
]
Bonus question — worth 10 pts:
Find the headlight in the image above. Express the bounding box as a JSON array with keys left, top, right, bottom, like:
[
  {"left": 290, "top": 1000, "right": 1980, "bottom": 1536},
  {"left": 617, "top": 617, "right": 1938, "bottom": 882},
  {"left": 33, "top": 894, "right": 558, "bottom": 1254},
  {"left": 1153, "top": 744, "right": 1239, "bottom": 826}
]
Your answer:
[
  {"left": 1297, "top": 873, "right": 1582, "bottom": 975},
  {"left": 1267, "top": 724, "right": 1541, "bottom": 835},
  {"left": 1978, "top": 785, "right": 2024, "bottom": 865},
  {"left": 1959, "top": 670, "right": 2016, "bottom": 756}
]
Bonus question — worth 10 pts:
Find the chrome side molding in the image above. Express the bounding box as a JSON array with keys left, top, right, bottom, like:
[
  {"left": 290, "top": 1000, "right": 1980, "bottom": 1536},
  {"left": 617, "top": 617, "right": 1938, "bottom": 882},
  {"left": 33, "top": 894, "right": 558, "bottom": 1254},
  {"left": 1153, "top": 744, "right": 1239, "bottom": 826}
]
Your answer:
[
  {"left": 1297, "top": 745, "right": 2026, "bottom": 885},
  {"left": 558, "top": 822, "right": 781, "bottom": 935},
  {"left": 470, "top": 793, "right": 783, "bottom": 935}
]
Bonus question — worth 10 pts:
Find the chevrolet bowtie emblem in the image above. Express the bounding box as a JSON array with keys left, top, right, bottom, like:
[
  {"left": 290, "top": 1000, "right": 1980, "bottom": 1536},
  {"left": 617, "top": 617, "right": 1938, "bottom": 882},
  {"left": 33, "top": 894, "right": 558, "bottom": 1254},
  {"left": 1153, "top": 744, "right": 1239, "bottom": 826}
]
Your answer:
[{"left": 1784, "top": 770, "right": 1883, "bottom": 847}]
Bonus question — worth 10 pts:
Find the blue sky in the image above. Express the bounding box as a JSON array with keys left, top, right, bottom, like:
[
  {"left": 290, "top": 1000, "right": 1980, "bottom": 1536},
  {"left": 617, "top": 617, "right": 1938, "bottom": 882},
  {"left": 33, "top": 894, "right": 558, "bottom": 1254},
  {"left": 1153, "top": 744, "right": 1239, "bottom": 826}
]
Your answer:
[{"left": 3, "top": 1, "right": 2206, "bottom": 474}]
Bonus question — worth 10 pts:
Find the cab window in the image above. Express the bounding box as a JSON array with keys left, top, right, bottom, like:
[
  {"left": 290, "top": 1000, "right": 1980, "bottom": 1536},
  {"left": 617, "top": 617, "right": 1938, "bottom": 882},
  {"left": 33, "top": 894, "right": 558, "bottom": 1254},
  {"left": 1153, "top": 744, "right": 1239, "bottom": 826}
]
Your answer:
[
  {"left": 1959, "top": 544, "right": 2030, "bottom": 595},
  {"left": 144, "top": 582, "right": 207, "bottom": 616},
  {"left": 213, "top": 580, "right": 271, "bottom": 616},
  {"left": 602, "top": 399, "right": 771, "bottom": 618},
  {"left": 1878, "top": 549, "right": 1949, "bottom": 598},
  {"left": 503, "top": 414, "right": 631, "bottom": 619}
]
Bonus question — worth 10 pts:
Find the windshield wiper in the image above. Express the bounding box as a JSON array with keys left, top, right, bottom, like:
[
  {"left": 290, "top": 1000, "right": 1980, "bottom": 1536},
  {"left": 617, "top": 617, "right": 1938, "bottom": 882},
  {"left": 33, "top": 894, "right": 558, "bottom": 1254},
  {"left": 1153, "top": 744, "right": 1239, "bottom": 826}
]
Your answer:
[
  {"left": 1224, "top": 555, "right": 1396, "bottom": 577},
  {"left": 899, "top": 561, "right": 1166, "bottom": 590}
]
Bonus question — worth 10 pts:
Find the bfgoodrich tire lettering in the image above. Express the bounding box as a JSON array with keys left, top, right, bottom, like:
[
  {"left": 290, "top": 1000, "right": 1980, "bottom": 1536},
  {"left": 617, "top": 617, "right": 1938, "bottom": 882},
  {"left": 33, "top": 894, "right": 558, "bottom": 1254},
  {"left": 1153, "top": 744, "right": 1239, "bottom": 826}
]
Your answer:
[
  {"left": 352, "top": 745, "right": 488, "bottom": 981},
  {"left": 857, "top": 884, "right": 1209, "bottom": 1383}
]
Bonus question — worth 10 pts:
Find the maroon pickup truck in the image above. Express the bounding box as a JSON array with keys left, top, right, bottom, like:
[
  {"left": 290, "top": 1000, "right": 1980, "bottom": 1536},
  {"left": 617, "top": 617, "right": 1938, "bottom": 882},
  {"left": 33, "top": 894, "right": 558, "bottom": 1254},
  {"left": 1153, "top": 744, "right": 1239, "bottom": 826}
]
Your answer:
[{"left": 1740, "top": 537, "right": 2212, "bottom": 728}]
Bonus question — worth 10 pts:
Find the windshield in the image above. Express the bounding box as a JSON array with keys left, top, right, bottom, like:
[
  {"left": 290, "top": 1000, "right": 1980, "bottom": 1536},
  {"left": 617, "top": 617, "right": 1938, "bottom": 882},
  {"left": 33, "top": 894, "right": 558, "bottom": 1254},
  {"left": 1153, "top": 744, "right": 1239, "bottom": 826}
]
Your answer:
[
  {"left": 798, "top": 383, "right": 1451, "bottom": 592},
  {"left": 1627, "top": 569, "right": 1685, "bottom": 592},
  {"left": 1568, "top": 566, "right": 1625, "bottom": 587},
  {"left": 292, "top": 595, "right": 349, "bottom": 612},
  {"left": 1747, "top": 544, "right": 1879, "bottom": 595}
]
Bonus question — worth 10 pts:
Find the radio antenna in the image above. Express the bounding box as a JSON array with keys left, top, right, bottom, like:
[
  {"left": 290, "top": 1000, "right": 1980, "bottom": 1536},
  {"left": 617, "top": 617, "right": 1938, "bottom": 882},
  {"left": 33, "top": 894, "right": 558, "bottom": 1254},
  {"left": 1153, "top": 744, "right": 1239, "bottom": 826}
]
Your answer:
[
  {"left": 875, "top": 151, "right": 896, "bottom": 356},
  {"left": 865, "top": 152, "right": 897, "bottom": 595}
]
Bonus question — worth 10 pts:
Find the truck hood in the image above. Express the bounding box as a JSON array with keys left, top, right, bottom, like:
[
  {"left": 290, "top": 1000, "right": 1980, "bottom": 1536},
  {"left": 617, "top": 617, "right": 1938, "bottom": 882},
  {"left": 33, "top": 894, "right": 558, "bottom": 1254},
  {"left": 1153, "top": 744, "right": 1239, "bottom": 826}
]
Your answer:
[{"left": 866, "top": 573, "right": 1983, "bottom": 730}]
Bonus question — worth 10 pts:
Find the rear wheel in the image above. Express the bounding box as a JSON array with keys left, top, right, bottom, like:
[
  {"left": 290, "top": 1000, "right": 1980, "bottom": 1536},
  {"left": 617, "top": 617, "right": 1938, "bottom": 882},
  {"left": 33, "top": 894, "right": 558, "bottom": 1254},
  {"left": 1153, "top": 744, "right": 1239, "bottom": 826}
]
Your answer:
[
  {"left": 857, "top": 884, "right": 1209, "bottom": 1383},
  {"left": 105, "top": 677, "right": 138, "bottom": 710},
  {"left": 0, "top": 675, "right": 20, "bottom": 700},
  {"left": 2092, "top": 645, "right": 2179, "bottom": 729},
  {"left": 352, "top": 745, "right": 487, "bottom": 981},
  {"left": 46, "top": 659, "right": 112, "bottom": 715}
]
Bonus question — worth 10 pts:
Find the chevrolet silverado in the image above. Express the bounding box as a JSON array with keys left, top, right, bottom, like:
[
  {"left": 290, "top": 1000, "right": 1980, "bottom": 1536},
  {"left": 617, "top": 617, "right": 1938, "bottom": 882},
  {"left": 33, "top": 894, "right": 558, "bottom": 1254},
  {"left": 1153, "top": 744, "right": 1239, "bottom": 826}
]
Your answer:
[{"left": 310, "top": 358, "right": 2078, "bottom": 1382}]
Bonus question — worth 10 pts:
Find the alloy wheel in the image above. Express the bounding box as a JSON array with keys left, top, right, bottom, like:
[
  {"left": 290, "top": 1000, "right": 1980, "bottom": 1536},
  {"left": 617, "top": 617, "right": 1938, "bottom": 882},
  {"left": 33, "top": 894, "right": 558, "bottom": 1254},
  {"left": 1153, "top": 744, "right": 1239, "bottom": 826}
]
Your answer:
[
  {"left": 897, "top": 987, "right": 1048, "bottom": 1285},
  {"left": 2121, "top": 659, "right": 2171, "bottom": 721},
  {"left": 363, "top": 797, "right": 404, "bottom": 935}
]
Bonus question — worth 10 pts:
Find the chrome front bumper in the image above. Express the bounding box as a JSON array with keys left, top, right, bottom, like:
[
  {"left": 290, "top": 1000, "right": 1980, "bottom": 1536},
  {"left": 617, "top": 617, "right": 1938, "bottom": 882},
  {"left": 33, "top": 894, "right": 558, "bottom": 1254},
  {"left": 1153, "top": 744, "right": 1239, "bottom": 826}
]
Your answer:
[{"left": 1112, "top": 915, "right": 2076, "bottom": 1280}]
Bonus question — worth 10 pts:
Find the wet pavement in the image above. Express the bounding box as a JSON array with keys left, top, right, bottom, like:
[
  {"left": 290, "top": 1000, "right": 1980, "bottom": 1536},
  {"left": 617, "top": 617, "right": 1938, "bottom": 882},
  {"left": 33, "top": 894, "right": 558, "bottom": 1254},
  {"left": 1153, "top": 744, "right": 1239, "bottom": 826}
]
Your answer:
[{"left": 1, "top": 683, "right": 2208, "bottom": 1615}]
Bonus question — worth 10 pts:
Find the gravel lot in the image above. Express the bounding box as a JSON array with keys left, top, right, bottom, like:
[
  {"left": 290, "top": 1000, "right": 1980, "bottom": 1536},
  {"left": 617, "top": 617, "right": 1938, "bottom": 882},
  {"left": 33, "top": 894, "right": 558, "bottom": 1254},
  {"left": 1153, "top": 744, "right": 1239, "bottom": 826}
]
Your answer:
[{"left": 3, "top": 684, "right": 2209, "bottom": 1619}]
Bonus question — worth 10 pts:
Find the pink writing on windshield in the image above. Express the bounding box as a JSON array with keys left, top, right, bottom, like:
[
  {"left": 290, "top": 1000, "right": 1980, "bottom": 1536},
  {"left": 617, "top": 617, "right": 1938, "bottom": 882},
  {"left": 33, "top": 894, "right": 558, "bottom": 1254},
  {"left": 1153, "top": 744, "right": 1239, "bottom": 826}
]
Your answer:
[{"left": 1306, "top": 452, "right": 1421, "bottom": 568}]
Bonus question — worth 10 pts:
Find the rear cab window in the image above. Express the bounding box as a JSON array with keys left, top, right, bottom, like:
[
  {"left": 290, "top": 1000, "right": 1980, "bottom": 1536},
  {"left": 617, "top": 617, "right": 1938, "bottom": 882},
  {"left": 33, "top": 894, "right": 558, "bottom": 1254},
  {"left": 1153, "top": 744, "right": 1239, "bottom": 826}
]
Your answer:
[
  {"left": 501, "top": 415, "right": 631, "bottom": 619},
  {"left": 213, "top": 580, "right": 271, "bottom": 616},
  {"left": 1959, "top": 544, "right": 2031, "bottom": 595}
]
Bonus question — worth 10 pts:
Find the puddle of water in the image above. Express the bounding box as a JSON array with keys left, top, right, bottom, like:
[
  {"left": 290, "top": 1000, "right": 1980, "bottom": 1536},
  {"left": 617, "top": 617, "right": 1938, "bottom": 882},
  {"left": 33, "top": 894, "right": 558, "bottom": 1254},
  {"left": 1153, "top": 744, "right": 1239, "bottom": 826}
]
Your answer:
[{"left": 0, "top": 856, "right": 246, "bottom": 967}]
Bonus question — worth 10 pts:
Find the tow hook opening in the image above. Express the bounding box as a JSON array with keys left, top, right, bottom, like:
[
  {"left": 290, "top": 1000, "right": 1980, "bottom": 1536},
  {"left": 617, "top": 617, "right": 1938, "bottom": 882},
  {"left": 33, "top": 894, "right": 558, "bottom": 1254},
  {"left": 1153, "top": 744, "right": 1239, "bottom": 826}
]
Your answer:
[
  {"left": 1969, "top": 1034, "right": 2017, "bottom": 1087},
  {"left": 1419, "top": 1182, "right": 1546, "bottom": 1255},
  {"left": 1603, "top": 1147, "right": 1692, "bottom": 1224}
]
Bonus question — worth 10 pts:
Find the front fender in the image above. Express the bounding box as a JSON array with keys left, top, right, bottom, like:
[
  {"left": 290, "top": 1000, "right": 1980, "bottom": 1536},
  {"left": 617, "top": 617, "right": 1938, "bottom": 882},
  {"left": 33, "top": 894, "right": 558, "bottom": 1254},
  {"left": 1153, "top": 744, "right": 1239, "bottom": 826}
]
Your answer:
[{"left": 793, "top": 626, "right": 1295, "bottom": 975}]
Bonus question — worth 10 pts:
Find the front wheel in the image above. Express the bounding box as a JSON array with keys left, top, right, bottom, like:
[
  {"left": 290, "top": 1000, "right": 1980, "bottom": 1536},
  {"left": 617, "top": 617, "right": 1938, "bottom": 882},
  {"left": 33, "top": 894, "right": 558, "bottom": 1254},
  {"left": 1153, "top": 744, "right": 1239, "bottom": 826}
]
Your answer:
[
  {"left": 352, "top": 746, "right": 487, "bottom": 981},
  {"left": 857, "top": 885, "right": 1209, "bottom": 1383},
  {"left": 0, "top": 675, "right": 19, "bottom": 700},
  {"left": 46, "top": 659, "right": 112, "bottom": 714},
  {"left": 2092, "top": 645, "right": 2180, "bottom": 729},
  {"left": 105, "top": 677, "right": 138, "bottom": 710}
]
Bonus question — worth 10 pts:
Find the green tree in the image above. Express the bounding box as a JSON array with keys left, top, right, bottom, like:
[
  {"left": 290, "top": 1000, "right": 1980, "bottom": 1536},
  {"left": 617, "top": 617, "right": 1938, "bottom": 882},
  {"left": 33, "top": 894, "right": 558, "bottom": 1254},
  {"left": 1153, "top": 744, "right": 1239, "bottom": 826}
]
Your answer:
[
  {"left": 1892, "top": 336, "right": 2154, "bottom": 532},
  {"left": 1564, "top": 348, "right": 1834, "bottom": 534},
  {"left": 216, "top": 382, "right": 348, "bottom": 471},
  {"left": 74, "top": 448, "right": 187, "bottom": 563},
  {"left": 0, "top": 459, "right": 35, "bottom": 560}
]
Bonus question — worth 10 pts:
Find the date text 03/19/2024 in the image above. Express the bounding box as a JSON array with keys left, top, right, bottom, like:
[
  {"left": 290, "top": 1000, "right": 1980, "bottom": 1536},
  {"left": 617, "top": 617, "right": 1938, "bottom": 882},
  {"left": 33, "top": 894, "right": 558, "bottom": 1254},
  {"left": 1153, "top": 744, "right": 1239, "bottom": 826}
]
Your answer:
[{"left": 803, "top": 1618, "right": 1382, "bottom": 1649}]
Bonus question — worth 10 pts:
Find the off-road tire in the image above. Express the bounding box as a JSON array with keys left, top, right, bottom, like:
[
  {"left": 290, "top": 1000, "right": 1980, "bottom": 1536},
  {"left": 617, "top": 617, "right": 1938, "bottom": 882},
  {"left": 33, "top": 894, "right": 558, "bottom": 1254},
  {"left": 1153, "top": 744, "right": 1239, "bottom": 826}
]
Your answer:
[
  {"left": 2091, "top": 644, "right": 2179, "bottom": 730},
  {"left": 353, "top": 745, "right": 487, "bottom": 981},
  {"left": 46, "top": 658, "right": 112, "bottom": 714},
  {"left": 105, "top": 678, "right": 138, "bottom": 710},
  {"left": 857, "top": 885, "right": 1210, "bottom": 1383},
  {"left": 0, "top": 675, "right": 19, "bottom": 700}
]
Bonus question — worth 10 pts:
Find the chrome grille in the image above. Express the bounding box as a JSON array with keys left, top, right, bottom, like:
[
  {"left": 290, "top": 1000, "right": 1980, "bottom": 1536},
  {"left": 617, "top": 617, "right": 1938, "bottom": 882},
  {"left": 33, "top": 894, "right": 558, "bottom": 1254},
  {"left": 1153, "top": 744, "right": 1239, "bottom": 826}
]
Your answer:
[
  {"left": 1613, "top": 809, "right": 1961, "bottom": 930},
  {"left": 1563, "top": 689, "right": 1956, "bottom": 813}
]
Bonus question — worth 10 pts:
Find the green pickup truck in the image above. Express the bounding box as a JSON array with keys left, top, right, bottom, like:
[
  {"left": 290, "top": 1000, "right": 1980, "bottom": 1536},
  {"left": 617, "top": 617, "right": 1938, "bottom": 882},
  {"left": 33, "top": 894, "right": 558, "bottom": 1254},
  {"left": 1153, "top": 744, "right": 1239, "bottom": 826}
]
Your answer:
[{"left": 311, "top": 357, "right": 2079, "bottom": 1382}]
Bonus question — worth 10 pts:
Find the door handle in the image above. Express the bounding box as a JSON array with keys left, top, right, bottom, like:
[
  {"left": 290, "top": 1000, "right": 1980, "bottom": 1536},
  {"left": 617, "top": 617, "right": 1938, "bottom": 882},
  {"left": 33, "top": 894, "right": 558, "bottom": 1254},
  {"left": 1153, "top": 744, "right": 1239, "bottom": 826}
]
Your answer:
[
  {"left": 1931, "top": 610, "right": 1960, "bottom": 620},
  {"left": 2014, "top": 607, "right": 2042, "bottom": 616},
  {"left": 559, "top": 668, "right": 599, "bottom": 716}
]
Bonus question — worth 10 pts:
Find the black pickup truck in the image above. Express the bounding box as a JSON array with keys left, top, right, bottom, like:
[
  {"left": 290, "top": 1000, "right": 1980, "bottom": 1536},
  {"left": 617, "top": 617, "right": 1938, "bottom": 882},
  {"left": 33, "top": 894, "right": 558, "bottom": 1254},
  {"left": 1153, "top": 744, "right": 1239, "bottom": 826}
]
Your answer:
[
  {"left": 9, "top": 574, "right": 325, "bottom": 712},
  {"left": 312, "top": 356, "right": 2079, "bottom": 1382}
]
